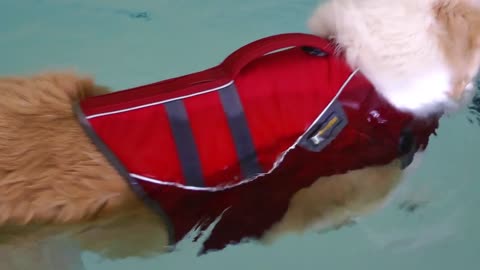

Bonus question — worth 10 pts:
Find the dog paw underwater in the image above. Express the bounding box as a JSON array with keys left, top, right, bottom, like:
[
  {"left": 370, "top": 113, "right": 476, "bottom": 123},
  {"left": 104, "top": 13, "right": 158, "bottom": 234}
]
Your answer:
[{"left": 1, "top": 0, "right": 480, "bottom": 260}]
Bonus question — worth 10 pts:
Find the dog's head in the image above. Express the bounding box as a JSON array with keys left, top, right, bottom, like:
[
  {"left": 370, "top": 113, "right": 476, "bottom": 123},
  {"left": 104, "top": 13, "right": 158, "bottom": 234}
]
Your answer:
[{"left": 308, "top": 0, "right": 480, "bottom": 117}]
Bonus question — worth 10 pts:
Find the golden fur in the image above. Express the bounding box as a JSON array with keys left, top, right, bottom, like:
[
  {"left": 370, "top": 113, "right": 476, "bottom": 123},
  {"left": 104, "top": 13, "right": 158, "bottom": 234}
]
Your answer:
[
  {"left": 434, "top": 0, "right": 480, "bottom": 100},
  {"left": 0, "top": 72, "right": 170, "bottom": 257},
  {"left": 1, "top": 0, "right": 480, "bottom": 260}
]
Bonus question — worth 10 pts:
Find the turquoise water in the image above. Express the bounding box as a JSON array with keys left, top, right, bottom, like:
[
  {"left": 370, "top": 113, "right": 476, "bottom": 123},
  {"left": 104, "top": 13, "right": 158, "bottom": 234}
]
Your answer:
[{"left": 2, "top": 0, "right": 480, "bottom": 269}]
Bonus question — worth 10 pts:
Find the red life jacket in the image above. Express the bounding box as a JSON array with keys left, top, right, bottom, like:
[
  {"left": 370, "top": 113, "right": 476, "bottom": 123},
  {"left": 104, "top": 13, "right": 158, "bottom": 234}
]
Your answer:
[{"left": 75, "top": 33, "right": 440, "bottom": 254}]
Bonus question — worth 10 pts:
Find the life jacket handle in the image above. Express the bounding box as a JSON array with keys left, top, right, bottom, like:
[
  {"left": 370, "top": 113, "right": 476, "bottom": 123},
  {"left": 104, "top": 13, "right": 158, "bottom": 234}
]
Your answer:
[
  {"left": 220, "top": 33, "right": 335, "bottom": 78},
  {"left": 136, "top": 33, "right": 335, "bottom": 94}
]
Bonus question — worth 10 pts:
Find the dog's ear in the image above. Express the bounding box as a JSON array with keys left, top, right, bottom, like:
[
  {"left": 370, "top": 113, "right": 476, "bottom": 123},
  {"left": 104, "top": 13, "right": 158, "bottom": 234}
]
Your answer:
[
  {"left": 433, "top": 0, "right": 480, "bottom": 100},
  {"left": 433, "top": 0, "right": 480, "bottom": 52}
]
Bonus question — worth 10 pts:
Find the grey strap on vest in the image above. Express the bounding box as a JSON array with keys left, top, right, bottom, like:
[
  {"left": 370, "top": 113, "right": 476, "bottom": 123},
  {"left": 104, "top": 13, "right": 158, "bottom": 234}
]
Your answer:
[
  {"left": 165, "top": 100, "right": 206, "bottom": 187},
  {"left": 218, "top": 83, "right": 263, "bottom": 179}
]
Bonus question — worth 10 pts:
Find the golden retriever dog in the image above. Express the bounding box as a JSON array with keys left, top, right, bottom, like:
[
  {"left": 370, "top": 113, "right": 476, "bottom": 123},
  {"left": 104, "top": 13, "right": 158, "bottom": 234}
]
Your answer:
[{"left": 0, "top": 0, "right": 479, "bottom": 260}]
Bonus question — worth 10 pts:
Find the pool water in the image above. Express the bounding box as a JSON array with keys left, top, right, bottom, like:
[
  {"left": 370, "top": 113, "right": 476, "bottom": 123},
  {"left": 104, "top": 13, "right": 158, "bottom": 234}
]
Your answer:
[{"left": 2, "top": 0, "right": 480, "bottom": 269}]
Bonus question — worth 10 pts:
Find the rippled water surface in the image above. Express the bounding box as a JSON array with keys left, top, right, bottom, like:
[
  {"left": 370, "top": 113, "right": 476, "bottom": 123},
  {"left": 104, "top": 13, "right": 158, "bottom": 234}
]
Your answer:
[{"left": 1, "top": 0, "right": 480, "bottom": 269}]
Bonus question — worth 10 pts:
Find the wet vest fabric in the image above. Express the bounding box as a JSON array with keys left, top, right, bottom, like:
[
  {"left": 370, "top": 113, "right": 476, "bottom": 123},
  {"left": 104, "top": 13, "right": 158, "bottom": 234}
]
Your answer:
[{"left": 75, "top": 33, "right": 440, "bottom": 254}]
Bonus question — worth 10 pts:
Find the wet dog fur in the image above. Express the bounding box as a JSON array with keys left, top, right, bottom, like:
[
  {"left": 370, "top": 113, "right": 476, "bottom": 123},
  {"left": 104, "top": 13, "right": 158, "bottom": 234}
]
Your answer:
[{"left": 0, "top": 0, "right": 479, "bottom": 259}]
